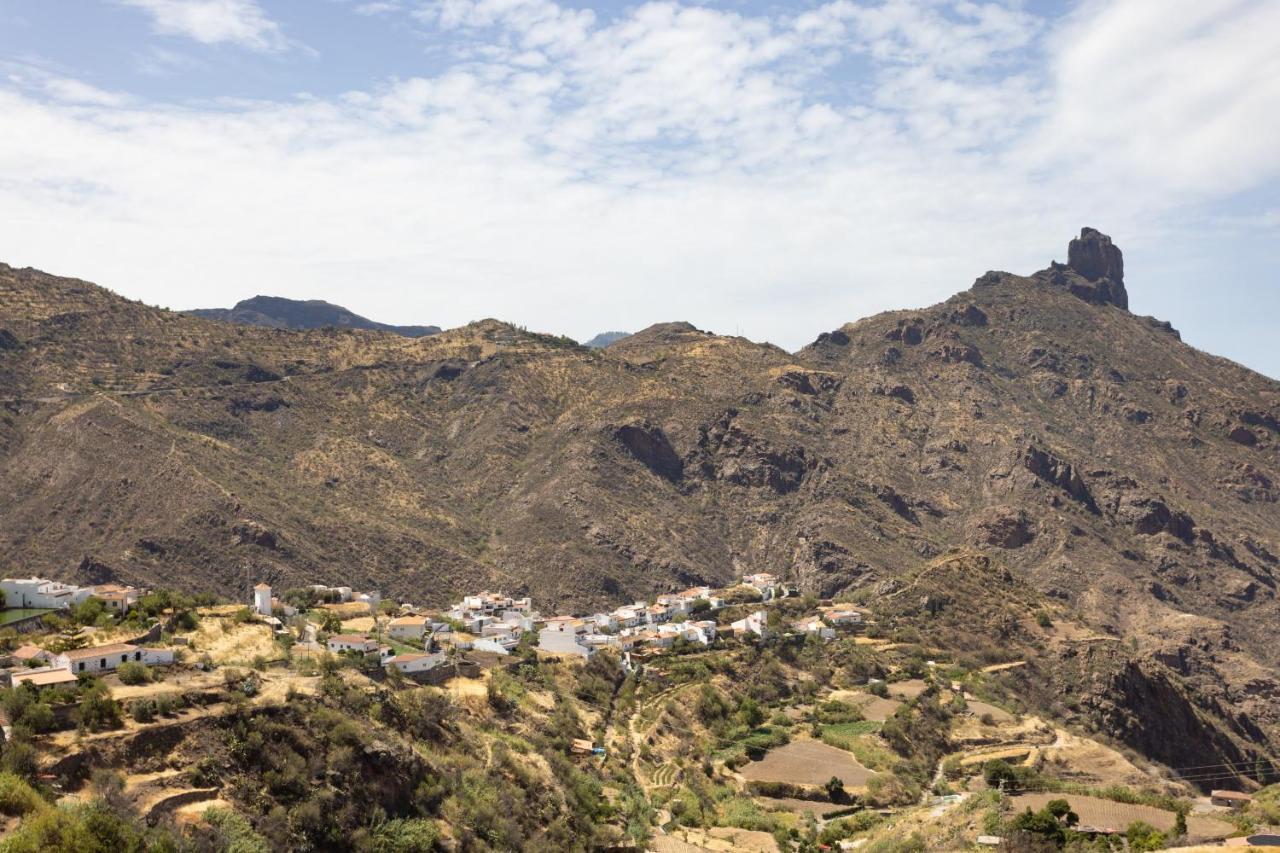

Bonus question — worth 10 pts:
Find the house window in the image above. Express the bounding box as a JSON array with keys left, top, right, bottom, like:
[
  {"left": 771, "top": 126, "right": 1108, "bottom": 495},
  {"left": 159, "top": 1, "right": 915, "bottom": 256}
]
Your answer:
[
  {"left": 78, "top": 662, "right": 85, "bottom": 672},
  {"left": 121, "top": 654, "right": 128, "bottom": 663},
  {"left": 135, "top": 652, "right": 142, "bottom": 661},
  {"left": 100, "top": 659, "right": 106, "bottom": 668}
]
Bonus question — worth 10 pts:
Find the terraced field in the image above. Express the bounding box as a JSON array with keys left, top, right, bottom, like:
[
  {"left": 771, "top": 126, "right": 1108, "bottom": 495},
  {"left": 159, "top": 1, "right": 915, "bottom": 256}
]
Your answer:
[
  {"left": 650, "top": 763, "right": 682, "bottom": 788},
  {"left": 741, "top": 740, "right": 874, "bottom": 790},
  {"left": 1007, "top": 793, "right": 1234, "bottom": 841}
]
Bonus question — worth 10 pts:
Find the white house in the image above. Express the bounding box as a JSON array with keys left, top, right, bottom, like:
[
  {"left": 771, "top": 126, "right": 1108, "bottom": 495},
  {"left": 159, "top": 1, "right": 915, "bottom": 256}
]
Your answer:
[
  {"left": 543, "top": 616, "right": 586, "bottom": 634},
  {"left": 327, "top": 634, "right": 378, "bottom": 654},
  {"left": 460, "top": 592, "right": 531, "bottom": 615},
  {"left": 731, "top": 610, "right": 770, "bottom": 638},
  {"left": 646, "top": 603, "right": 673, "bottom": 624},
  {"left": 793, "top": 616, "right": 836, "bottom": 641},
  {"left": 92, "top": 584, "right": 141, "bottom": 614},
  {"left": 686, "top": 620, "right": 718, "bottom": 644},
  {"left": 612, "top": 606, "right": 643, "bottom": 629},
  {"left": 53, "top": 643, "right": 172, "bottom": 675},
  {"left": 253, "top": 583, "right": 273, "bottom": 617},
  {"left": 656, "top": 594, "right": 690, "bottom": 615},
  {"left": 140, "top": 648, "right": 175, "bottom": 666},
  {"left": 8, "top": 644, "right": 54, "bottom": 665},
  {"left": 678, "top": 587, "right": 725, "bottom": 610},
  {"left": 538, "top": 628, "right": 594, "bottom": 658},
  {"left": 481, "top": 623, "right": 521, "bottom": 645},
  {"left": 387, "top": 652, "right": 445, "bottom": 675},
  {"left": 387, "top": 615, "right": 430, "bottom": 642},
  {"left": 635, "top": 630, "right": 674, "bottom": 649},
  {"left": 742, "top": 573, "right": 781, "bottom": 601},
  {"left": 821, "top": 607, "right": 863, "bottom": 627},
  {"left": 11, "top": 668, "right": 79, "bottom": 688},
  {"left": 471, "top": 638, "right": 511, "bottom": 655},
  {"left": 1, "top": 577, "right": 94, "bottom": 610}
]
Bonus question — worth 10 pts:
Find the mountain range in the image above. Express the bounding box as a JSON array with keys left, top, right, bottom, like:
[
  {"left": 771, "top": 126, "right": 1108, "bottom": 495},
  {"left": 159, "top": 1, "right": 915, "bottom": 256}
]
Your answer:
[{"left": 1, "top": 228, "right": 1277, "bottom": 772}]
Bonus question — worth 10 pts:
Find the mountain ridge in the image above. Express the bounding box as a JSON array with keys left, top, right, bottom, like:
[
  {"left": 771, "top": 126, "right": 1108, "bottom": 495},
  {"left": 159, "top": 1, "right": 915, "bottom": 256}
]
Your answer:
[
  {"left": 187, "top": 294, "right": 441, "bottom": 337},
  {"left": 2, "top": 230, "right": 1277, "bottom": 773}
]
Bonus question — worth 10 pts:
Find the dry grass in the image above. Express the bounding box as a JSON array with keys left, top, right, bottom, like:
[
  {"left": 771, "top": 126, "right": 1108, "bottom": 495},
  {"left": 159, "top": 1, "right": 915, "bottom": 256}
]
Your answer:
[
  {"left": 319, "top": 602, "right": 374, "bottom": 619},
  {"left": 184, "top": 619, "right": 278, "bottom": 666},
  {"left": 1008, "top": 793, "right": 1234, "bottom": 840},
  {"left": 443, "top": 675, "right": 489, "bottom": 699},
  {"left": 887, "top": 679, "right": 929, "bottom": 700},
  {"left": 740, "top": 739, "right": 874, "bottom": 789}
]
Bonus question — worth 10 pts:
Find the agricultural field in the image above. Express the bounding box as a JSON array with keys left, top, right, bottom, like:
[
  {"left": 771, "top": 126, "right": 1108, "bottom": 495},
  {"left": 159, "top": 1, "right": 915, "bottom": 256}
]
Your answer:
[
  {"left": 1007, "top": 793, "right": 1235, "bottom": 841},
  {"left": 830, "top": 691, "right": 902, "bottom": 722},
  {"left": 740, "top": 739, "right": 874, "bottom": 789}
]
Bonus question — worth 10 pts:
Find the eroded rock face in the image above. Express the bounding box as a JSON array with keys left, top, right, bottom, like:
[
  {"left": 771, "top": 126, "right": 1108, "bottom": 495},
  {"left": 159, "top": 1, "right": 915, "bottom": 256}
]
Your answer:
[
  {"left": 1068, "top": 227, "right": 1128, "bottom": 309},
  {"left": 1023, "top": 444, "right": 1098, "bottom": 512},
  {"left": 613, "top": 423, "right": 683, "bottom": 483},
  {"left": 968, "top": 505, "right": 1035, "bottom": 548}
]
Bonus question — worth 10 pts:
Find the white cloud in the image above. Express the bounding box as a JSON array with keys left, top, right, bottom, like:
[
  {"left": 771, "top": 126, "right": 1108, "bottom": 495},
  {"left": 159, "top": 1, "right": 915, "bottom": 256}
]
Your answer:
[
  {"left": 118, "top": 0, "right": 288, "bottom": 52},
  {"left": 1029, "top": 0, "right": 1280, "bottom": 196},
  {"left": 0, "top": 0, "right": 1277, "bottom": 357}
]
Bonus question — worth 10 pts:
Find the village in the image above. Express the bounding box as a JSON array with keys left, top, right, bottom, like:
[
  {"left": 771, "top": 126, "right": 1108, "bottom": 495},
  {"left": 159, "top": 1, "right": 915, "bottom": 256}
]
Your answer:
[
  {"left": 0, "top": 570, "right": 857, "bottom": 689},
  {"left": 0, "top": 572, "right": 1275, "bottom": 851}
]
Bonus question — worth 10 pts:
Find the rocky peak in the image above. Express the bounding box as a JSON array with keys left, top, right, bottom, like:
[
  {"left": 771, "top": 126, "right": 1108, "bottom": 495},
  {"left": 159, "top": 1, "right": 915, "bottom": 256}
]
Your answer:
[
  {"left": 1025, "top": 227, "right": 1129, "bottom": 310},
  {"left": 1065, "top": 227, "right": 1128, "bottom": 310}
]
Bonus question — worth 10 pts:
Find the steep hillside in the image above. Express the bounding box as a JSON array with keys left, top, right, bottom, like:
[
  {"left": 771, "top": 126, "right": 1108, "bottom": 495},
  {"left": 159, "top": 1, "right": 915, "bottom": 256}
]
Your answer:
[
  {"left": 188, "top": 295, "right": 441, "bottom": 337},
  {"left": 1, "top": 230, "right": 1277, "bottom": 768}
]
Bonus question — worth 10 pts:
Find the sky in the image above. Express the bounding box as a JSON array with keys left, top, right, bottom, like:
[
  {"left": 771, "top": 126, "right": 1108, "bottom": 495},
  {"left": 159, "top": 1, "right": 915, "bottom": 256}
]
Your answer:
[{"left": 0, "top": 0, "right": 1278, "bottom": 376}]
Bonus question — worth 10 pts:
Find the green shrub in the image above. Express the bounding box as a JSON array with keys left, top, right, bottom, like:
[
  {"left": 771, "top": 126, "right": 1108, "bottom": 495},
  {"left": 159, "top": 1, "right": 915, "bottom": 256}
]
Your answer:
[
  {"left": 356, "top": 817, "right": 440, "bottom": 852},
  {"left": 20, "top": 702, "right": 56, "bottom": 734},
  {"left": 116, "top": 662, "right": 151, "bottom": 685},
  {"left": 0, "top": 772, "right": 44, "bottom": 816},
  {"left": 129, "top": 698, "right": 157, "bottom": 723},
  {"left": 77, "top": 690, "right": 122, "bottom": 732}
]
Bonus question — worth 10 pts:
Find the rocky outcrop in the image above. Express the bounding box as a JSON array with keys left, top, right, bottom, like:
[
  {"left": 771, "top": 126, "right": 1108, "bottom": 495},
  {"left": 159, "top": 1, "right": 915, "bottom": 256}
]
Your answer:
[
  {"left": 1022, "top": 445, "right": 1098, "bottom": 512},
  {"left": 967, "top": 505, "right": 1034, "bottom": 548},
  {"left": 613, "top": 422, "right": 684, "bottom": 483},
  {"left": 1066, "top": 227, "right": 1128, "bottom": 309}
]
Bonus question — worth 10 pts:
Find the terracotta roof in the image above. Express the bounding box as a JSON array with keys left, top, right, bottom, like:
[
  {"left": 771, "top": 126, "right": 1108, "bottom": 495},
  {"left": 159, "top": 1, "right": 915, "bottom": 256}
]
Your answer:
[
  {"left": 10, "top": 644, "right": 47, "bottom": 660},
  {"left": 253, "top": 583, "right": 272, "bottom": 590},
  {"left": 1211, "top": 790, "right": 1252, "bottom": 801},
  {"left": 59, "top": 643, "right": 138, "bottom": 661},
  {"left": 327, "top": 634, "right": 373, "bottom": 645},
  {"left": 389, "top": 615, "right": 429, "bottom": 625},
  {"left": 390, "top": 653, "right": 431, "bottom": 663}
]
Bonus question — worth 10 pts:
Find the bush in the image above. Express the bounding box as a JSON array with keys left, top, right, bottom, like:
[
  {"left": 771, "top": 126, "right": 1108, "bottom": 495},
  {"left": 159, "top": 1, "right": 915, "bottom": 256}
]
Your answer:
[
  {"left": 129, "top": 699, "right": 157, "bottom": 723},
  {"left": 356, "top": 817, "right": 441, "bottom": 852},
  {"left": 0, "top": 772, "right": 44, "bottom": 816},
  {"left": 20, "top": 702, "right": 56, "bottom": 734},
  {"left": 116, "top": 662, "right": 152, "bottom": 686},
  {"left": 78, "top": 690, "right": 122, "bottom": 732}
]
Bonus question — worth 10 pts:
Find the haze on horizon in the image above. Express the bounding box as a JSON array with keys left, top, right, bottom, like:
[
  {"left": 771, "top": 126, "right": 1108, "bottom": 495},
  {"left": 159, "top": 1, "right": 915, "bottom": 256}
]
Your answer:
[{"left": 1, "top": 0, "right": 1278, "bottom": 377}]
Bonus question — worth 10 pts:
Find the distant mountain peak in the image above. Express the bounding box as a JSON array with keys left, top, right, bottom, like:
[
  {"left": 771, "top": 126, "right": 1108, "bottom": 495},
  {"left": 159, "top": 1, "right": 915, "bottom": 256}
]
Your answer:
[
  {"left": 584, "top": 331, "right": 631, "bottom": 349},
  {"left": 187, "top": 295, "right": 440, "bottom": 337}
]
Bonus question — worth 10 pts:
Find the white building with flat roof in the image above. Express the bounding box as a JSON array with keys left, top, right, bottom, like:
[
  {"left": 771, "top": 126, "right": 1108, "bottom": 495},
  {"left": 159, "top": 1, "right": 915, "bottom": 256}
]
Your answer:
[{"left": 1, "top": 577, "right": 94, "bottom": 610}]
